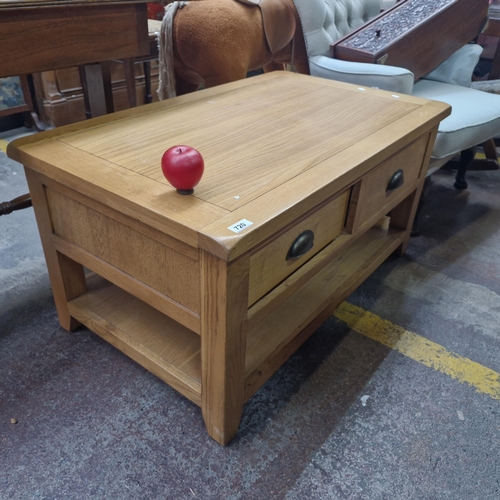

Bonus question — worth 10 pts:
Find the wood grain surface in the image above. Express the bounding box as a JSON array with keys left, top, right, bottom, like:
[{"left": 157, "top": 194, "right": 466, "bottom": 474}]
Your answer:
[{"left": 10, "top": 72, "right": 450, "bottom": 259}]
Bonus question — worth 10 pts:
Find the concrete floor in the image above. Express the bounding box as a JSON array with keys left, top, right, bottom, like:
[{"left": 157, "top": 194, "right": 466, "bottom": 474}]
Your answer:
[{"left": 1, "top": 126, "right": 499, "bottom": 499}]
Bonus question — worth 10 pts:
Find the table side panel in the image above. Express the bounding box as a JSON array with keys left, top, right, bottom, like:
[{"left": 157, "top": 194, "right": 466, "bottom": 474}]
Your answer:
[{"left": 45, "top": 185, "right": 201, "bottom": 316}]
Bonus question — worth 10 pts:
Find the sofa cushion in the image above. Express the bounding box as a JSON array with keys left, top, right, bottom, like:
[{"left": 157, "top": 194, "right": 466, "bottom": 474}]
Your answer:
[
  {"left": 412, "top": 79, "right": 500, "bottom": 159},
  {"left": 423, "top": 44, "right": 483, "bottom": 88}
]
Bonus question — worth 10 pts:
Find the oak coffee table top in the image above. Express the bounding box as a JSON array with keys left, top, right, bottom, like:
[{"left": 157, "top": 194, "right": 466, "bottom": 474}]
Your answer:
[{"left": 8, "top": 72, "right": 448, "bottom": 259}]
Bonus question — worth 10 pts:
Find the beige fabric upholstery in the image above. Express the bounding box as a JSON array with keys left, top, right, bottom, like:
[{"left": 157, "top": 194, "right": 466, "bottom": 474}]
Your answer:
[
  {"left": 295, "top": 0, "right": 380, "bottom": 57},
  {"left": 293, "top": 0, "right": 500, "bottom": 170},
  {"left": 293, "top": 0, "right": 415, "bottom": 94}
]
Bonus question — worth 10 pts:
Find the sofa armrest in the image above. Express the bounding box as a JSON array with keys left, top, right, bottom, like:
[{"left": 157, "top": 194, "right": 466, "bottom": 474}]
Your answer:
[{"left": 309, "top": 55, "right": 415, "bottom": 94}]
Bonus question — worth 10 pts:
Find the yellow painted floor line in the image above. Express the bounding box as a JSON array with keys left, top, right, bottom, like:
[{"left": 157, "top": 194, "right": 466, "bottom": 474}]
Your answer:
[
  {"left": 0, "top": 139, "right": 9, "bottom": 153},
  {"left": 334, "top": 302, "right": 500, "bottom": 401}
]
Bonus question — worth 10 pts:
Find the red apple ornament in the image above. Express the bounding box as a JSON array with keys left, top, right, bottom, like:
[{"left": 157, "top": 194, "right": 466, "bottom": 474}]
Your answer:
[{"left": 161, "top": 145, "right": 204, "bottom": 195}]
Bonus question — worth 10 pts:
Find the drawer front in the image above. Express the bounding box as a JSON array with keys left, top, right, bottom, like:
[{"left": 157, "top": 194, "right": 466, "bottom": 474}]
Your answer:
[
  {"left": 248, "top": 190, "right": 349, "bottom": 306},
  {"left": 349, "top": 134, "right": 428, "bottom": 232}
]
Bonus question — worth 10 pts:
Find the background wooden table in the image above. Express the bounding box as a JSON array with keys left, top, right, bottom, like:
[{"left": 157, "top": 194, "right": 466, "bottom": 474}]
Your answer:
[
  {"left": 0, "top": 0, "right": 151, "bottom": 216},
  {"left": 0, "top": 0, "right": 150, "bottom": 117}
]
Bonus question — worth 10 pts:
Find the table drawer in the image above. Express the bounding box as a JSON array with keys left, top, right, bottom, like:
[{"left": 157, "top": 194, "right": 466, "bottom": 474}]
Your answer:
[
  {"left": 348, "top": 134, "right": 428, "bottom": 232},
  {"left": 248, "top": 190, "right": 350, "bottom": 306}
]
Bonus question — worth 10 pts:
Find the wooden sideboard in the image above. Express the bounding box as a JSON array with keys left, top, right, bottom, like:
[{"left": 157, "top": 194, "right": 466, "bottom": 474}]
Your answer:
[{"left": 7, "top": 72, "right": 450, "bottom": 445}]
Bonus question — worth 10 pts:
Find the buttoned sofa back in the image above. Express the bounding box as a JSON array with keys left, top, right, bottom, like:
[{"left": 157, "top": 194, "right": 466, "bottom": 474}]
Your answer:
[{"left": 295, "top": 0, "right": 380, "bottom": 57}]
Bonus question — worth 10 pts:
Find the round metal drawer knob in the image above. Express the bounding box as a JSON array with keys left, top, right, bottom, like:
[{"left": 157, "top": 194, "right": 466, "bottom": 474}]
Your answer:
[
  {"left": 286, "top": 230, "right": 315, "bottom": 260},
  {"left": 386, "top": 169, "right": 404, "bottom": 191}
]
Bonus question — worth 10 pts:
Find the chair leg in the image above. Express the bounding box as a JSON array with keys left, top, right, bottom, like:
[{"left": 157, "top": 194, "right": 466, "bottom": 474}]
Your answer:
[
  {"left": 143, "top": 61, "right": 153, "bottom": 104},
  {"left": 23, "top": 110, "right": 45, "bottom": 132},
  {"left": 454, "top": 148, "right": 475, "bottom": 190},
  {"left": 122, "top": 58, "right": 137, "bottom": 108},
  {"left": 78, "top": 63, "right": 109, "bottom": 119},
  {"left": 100, "top": 61, "right": 114, "bottom": 114},
  {"left": 466, "top": 138, "right": 500, "bottom": 171},
  {"left": 482, "top": 138, "right": 498, "bottom": 162},
  {"left": 0, "top": 193, "right": 32, "bottom": 216}
]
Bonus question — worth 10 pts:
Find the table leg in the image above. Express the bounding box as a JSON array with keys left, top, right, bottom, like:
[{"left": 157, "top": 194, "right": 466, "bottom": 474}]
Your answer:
[
  {"left": 122, "top": 58, "right": 138, "bottom": 108},
  {"left": 25, "top": 168, "right": 87, "bottom": 331},
  {"left": 78, "top": 63, "right": 111, "bottom": 119},
  {"left": 391, "top": 186, "right": 422, "bottom": 245},
  {"left": 100, "top": 61, "right": 115, "bottom": 115},
  {"left": 201, "top": 252, "right": 250, "bottom": 445}
]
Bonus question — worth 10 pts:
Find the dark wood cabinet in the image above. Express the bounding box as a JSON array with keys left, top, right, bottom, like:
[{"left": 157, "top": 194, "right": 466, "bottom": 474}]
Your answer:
[{"left": 331, "top": 0, "right": 489, "bottom": 81}]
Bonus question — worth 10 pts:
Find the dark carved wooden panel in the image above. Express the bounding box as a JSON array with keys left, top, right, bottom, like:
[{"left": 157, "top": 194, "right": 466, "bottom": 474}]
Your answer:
[{"left": 331, "top": 0, "right": 489, "bottom": 81}]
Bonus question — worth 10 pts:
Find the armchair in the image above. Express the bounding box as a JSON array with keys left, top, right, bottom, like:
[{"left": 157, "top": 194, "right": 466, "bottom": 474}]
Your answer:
[{"left": 293, "top": 0, "right": 500, "bottom": 196}]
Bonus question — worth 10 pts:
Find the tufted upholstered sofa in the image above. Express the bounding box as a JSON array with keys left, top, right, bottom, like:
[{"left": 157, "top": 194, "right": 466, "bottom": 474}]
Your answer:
[{"left": 293, "top": 0, "right": 500, "bottom": 191}]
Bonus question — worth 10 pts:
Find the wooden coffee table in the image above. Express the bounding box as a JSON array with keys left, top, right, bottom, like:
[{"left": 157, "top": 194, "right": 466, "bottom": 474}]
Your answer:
[{"left": 7, "top": 72, "right": 449, "bottom": 445}]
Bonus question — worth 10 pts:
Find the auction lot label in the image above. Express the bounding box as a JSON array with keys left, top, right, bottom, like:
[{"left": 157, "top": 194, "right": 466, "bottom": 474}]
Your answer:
[{"left": 228, "top": 219, "right": 254, "bottom": 233}]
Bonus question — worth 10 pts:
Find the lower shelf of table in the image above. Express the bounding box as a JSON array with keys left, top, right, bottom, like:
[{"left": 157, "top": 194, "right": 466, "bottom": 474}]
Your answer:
[
  {"left": 68, "top": 275, "right": 203, "bottom": 405},
  {"left": 67, "top": 224, "right": 406, "bottom": 407}
]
